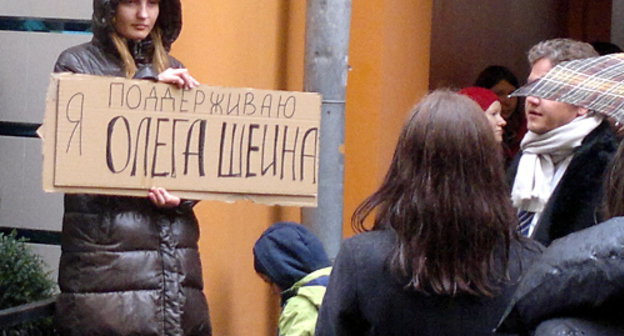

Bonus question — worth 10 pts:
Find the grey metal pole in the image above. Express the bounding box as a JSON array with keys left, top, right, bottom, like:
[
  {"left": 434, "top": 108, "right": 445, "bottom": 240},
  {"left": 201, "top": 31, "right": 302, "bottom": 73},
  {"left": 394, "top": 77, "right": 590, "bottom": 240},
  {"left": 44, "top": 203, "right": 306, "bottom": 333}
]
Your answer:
[{"left": 301, "top": 0, "right": 352, "bottom": 259}]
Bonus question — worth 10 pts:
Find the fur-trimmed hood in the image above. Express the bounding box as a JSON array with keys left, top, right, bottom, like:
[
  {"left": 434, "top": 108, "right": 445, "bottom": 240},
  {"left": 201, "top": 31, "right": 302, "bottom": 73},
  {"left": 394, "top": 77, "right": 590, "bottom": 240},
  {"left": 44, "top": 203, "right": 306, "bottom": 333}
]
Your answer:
[{"left": 91, "top": 0, "right": 182, "bottom": 51}]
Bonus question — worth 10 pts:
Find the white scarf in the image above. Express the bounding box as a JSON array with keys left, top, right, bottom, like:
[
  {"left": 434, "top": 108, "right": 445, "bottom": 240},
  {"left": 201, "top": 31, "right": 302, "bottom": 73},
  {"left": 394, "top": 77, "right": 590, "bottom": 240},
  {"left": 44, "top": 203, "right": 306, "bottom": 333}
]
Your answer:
[{"left": 511, "top": 114, "right": 603, "bottom": 212}]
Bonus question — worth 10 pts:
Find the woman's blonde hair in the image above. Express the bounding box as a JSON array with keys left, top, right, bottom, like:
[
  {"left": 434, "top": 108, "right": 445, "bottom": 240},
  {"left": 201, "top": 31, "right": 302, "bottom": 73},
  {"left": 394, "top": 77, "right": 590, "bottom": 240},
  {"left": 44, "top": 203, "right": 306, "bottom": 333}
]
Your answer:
[{"left": 110, "top": 27, "right": 170, "bottom": 78}]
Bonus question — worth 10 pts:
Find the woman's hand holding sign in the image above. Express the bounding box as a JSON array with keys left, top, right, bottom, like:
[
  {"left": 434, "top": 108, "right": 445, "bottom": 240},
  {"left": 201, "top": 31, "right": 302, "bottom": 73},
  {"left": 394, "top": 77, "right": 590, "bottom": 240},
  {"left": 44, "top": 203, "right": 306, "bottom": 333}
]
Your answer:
[
  {"left": 148, "top": 187, "right": 181, "bottom": 208},
  {"left": 157, "top": 68, "right": 199, "bottom": 90}
]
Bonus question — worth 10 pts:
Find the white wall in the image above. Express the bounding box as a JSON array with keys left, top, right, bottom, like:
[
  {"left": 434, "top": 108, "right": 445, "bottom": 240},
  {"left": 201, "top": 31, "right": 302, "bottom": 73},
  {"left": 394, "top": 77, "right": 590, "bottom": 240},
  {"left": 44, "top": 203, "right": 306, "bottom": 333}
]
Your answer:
[{"left": 0, "top": 2, "right": 91, "bottom": 281}]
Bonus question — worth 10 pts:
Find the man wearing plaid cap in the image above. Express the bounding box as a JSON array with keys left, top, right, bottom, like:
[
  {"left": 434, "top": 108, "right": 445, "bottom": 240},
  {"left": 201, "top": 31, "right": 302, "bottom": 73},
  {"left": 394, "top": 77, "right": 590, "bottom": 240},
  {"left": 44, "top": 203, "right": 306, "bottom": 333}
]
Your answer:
[{"left": 509, "top": 38, "right": 618, "bottom": 246}]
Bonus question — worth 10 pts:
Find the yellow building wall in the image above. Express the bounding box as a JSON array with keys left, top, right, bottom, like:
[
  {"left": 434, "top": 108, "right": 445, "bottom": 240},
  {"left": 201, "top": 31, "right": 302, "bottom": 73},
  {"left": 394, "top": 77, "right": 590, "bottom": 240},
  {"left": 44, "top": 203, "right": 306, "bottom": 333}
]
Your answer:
[
  {"left": 343, "top": 0, "right": 433, "bottom": 235},
  {"left": 171, "top": 1, "right": 431, "bottom": 335}
]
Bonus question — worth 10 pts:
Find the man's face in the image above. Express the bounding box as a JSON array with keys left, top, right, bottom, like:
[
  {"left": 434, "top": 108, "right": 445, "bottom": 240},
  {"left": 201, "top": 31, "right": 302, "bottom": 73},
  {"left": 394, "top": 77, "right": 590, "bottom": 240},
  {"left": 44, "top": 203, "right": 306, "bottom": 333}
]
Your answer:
[{"left": 525, "top": 58, "right": 586, "bottom": 134}]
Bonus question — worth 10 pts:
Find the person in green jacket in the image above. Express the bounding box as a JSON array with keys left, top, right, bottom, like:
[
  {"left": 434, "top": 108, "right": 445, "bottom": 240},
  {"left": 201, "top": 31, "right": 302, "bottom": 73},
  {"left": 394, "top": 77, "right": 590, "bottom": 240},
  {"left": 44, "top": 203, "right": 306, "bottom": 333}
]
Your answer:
[{"left": 253, "top": 222, "right": 332, "bottom": 336}]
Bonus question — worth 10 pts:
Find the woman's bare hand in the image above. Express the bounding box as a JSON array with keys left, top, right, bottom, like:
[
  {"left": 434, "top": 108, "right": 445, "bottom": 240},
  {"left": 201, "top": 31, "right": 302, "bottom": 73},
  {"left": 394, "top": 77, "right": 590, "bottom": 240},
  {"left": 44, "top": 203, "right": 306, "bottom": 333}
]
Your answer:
[
  {"left": 157, "top": 68, "right": 199, "bottom": 90},
  {"left": 148, "top": 187, "right": 181, "bottom": 208}
]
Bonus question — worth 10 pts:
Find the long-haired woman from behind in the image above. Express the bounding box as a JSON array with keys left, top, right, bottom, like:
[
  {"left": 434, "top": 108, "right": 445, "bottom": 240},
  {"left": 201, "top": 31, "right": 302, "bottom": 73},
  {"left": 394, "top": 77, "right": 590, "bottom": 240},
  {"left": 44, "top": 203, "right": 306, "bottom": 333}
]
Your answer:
[
  {"left": 315, "top": 90, "right": 543, "bottom": 336},
  {"left": 53, "top": 0, "right": 210, "bottom": 335}
]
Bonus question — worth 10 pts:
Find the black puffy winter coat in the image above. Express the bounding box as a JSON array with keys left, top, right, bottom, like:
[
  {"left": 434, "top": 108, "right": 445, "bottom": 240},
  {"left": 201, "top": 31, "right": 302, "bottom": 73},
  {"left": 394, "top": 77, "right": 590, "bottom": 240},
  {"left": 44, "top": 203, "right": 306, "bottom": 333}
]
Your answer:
[
  {"left": 53, "top": 1, "right": 211, "bottom": 335},
  {"left": 497, "top": 217, "right": 624, "bottom": 335}
]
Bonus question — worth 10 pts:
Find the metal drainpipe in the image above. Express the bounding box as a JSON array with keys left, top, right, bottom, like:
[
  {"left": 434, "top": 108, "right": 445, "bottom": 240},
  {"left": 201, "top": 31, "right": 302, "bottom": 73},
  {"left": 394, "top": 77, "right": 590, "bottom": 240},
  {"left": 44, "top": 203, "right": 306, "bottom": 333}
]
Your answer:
[{"left": 301, "top": 0, "right": 352, "bottom": 260}]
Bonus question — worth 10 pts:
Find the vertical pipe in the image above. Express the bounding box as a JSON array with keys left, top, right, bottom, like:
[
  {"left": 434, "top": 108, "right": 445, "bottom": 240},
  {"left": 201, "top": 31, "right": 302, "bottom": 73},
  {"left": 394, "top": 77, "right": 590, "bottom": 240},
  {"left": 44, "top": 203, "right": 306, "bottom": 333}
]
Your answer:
[{"left": 301, "top": 0, "right": 352, "bottom": 259}]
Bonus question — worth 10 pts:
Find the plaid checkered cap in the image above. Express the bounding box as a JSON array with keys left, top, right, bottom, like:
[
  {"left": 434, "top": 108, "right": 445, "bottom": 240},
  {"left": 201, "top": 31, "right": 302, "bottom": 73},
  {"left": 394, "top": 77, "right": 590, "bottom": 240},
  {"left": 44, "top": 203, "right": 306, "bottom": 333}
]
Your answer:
[{"left": 512, "top": 52, "right": 624, "bottom": 123}]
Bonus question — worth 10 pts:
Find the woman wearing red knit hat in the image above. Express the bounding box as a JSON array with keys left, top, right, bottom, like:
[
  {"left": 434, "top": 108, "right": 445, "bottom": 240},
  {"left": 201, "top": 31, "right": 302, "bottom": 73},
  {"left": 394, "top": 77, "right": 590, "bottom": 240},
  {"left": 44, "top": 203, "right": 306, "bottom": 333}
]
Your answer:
[{"left": 459, "top": 87, "right": 507, "bottom": 143}]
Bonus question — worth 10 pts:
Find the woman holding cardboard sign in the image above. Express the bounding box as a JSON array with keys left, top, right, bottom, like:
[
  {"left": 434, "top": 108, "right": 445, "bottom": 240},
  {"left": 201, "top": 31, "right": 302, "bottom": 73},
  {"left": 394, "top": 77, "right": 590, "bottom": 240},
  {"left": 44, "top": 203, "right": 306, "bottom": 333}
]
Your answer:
[{"left": 53, "top": 0, "right": 211, "bottom": 335}]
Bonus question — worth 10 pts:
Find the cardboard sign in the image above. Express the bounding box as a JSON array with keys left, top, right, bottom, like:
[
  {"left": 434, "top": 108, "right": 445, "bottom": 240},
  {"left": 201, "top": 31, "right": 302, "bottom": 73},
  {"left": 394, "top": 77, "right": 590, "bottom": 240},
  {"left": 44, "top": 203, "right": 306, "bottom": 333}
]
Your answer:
[{"left": 40, "top": 73, "right": 321, "bottom": 206}]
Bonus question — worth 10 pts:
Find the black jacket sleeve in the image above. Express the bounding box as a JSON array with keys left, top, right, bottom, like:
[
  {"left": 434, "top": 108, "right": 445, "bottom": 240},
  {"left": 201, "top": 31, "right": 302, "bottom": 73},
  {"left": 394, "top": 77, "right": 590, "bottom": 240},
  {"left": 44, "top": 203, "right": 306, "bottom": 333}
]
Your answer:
[{"left": 315, "top": 239, "right": 368, "bottom": 336}]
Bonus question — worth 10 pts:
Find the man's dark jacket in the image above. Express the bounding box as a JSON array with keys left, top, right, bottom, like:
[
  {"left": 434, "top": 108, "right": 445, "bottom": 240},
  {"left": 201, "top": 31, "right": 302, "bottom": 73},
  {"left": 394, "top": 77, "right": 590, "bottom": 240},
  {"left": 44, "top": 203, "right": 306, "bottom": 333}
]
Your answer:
[{"left": 507, "top": 120, "right": 617, "bottom": 246}]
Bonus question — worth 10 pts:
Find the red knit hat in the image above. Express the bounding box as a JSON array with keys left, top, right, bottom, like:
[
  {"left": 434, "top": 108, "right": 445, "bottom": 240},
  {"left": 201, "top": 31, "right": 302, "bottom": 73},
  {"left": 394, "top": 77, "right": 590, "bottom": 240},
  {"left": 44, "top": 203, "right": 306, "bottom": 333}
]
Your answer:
[{"left": 458, "top": 87, "right": 499, "bottom": 111}]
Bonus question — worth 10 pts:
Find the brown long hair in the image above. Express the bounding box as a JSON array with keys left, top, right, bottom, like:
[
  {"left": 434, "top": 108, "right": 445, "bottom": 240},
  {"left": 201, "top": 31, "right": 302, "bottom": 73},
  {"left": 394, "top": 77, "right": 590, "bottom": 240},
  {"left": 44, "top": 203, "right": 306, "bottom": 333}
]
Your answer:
[
  {"left": 603, "top": 140, "right": 624, "bottom": 219},
  {"left": 352, "top": 90, "right": 518, "bottom": 297},
  {"left": 110, "top": 27, "right": 170, "bottom": 78}
]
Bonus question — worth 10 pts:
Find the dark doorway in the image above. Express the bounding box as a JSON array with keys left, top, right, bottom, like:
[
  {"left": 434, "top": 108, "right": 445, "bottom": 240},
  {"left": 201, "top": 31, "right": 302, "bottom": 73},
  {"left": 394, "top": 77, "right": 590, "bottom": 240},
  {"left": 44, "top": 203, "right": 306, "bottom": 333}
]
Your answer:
[{"left": 429, "top": 0, "right": 612, "bottom": 89}]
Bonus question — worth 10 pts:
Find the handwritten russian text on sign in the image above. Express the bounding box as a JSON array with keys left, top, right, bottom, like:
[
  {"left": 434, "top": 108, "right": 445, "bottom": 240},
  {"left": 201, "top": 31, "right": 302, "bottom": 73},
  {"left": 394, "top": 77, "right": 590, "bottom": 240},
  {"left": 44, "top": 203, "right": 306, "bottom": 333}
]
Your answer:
[{"left": 40, "top": 73, "right": 321, "bottom": 206}]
